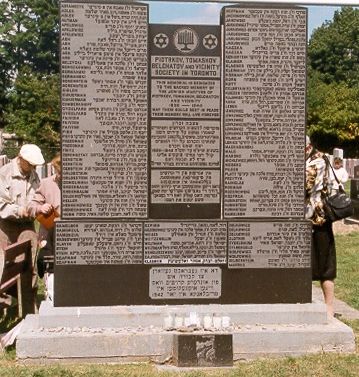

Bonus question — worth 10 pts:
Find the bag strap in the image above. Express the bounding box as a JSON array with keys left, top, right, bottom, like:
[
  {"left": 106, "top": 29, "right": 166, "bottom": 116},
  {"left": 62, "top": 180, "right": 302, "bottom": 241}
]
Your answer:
[{"left": 323, "top": 154, "right": 340, "bottom": 184}]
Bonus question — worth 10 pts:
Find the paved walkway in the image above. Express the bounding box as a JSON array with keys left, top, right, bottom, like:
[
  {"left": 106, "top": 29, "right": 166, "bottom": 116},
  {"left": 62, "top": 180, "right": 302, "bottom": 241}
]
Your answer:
[{"left": 312, "top": 285, "right": 359, "bottom": 320}]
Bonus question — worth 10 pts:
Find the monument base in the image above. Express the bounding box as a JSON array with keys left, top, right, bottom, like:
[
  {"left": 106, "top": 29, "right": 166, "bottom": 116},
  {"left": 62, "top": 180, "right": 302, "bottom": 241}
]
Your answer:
[{"left": 16, "top": 299, "right": 355, "bottom": 364}]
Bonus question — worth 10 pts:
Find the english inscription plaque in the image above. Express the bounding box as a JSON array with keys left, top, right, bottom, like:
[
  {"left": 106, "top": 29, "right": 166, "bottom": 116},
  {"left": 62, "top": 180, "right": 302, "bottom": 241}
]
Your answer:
[
  {"left": 223, "top": 6, "right": 307, "bottom": 218},
  {"left": 151, "top": 55, "right": 220, "bottom": 78},
  {"left": 150, "top": 24, "right": 221, "bottom": 218},
  {"left": 152, "top": 79, "right": 220, "bottom": 118},
  {"left": 61, "top": 1, "right": 148, "bottom": 218}
]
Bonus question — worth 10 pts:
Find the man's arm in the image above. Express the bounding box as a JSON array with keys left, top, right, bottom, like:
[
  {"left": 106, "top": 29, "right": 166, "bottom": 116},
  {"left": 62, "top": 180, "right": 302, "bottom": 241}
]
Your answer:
[
  {"left": 0, "top": 174, "right": 23, "bottom": 219},
  {"left": 27, "top": 183, "right": 48, "bottom": 217}
]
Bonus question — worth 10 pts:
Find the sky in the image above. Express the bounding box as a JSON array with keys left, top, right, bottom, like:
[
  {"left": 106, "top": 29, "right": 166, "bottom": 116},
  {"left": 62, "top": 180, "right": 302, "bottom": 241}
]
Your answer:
[{"left": 144, "top": 1, "right": 350, "bottom": 38}]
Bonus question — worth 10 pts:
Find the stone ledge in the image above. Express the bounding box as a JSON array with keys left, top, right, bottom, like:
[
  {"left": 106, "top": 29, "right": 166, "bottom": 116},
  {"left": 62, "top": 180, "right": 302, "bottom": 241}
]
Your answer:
[
  {"left": 38, "top": 301, "right": 328, "bottom": 327},
  {"left": 16, "top": 307, "right": 355, "bottom": 364}
]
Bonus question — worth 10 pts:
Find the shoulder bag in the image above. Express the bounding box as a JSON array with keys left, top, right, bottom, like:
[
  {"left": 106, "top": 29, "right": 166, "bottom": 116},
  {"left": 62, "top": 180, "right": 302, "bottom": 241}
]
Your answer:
[{"left": 322, "top": 155, "right": 354, "bottom": 222}]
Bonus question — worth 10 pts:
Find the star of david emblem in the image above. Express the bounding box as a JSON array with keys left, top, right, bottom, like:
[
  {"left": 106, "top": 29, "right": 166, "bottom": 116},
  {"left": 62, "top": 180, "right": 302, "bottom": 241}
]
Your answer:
[
  {"left": 154, "top": 33, "right": 169, "bottom": 49},
  {"left": 203, "top": 34, "right": 218, "bottom": 50}
]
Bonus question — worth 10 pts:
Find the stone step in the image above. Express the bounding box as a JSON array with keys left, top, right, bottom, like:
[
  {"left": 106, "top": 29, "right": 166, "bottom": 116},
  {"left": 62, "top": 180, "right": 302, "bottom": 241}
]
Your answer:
[
  {"left": 17, "top": 316, "right": 354, "bottom": 364},
  {"left": 16, "top": 301, "right": 355, "bottom": 364},
  {"left": 37, "top": 300, "right": 328, "bottom": 328}
]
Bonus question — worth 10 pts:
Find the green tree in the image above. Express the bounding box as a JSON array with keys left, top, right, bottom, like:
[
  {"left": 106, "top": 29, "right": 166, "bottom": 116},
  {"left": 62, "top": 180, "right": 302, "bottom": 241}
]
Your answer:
[
  {"left": 0, "top": 0, "right": 60, "bottom": 156},
  {"left": 308, "top": 7, "right": 359, "bottom": 87},
  {"left": 4, "top": 67, "right": 60, "bottom": 160},
  {"left": 26, "top": 0, "right": 59, "bottom": 73},
  {"left": 307, "top": 75, "right": 359, "bottom": 155},
  {"left": 0, "top": 1, "right": 14, "bottom": 127},
  {"left": 0, "top": 49, "right": 12, "bottom": 128},
  {"left": 0, "top": 0, "right": 59, "bottom": 75},
  {"left": 307, "top": 7, "right": 359, "bottom": 156}
]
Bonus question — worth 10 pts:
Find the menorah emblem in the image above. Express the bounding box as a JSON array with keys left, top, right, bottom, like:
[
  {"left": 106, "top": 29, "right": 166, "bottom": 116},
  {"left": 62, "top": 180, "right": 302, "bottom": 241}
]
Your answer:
[
  {"left": 173, "top": 27, "right": 199, "bottom": 54},
  {"left": 177, "top": 30, "right": 194, "bottom": 51}
]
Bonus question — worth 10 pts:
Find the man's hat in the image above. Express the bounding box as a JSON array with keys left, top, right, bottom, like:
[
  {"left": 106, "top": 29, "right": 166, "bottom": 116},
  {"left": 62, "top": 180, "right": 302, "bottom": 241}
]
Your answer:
[{"left": 19, "top": 144, "right": 45, "bottom": 166}]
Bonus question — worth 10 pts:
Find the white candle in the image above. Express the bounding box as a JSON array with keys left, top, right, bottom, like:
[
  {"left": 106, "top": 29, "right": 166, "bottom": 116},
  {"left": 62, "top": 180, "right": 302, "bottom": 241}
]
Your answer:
[
  {"left": 163, "top": 315, "right": 173, "bottom": 329},
  {"left": 174, "top": 316, "right": 184, "bottom": 328},
  {"left": 203, "top": 315, "right": 213, "bottom": 329},
  {"left": 222, "top": 316, "right": 230, "bottom": 328},
  {"left": 213, "top": 316, "right": 222, "bottom": 329},
  {"left": 189, "top": 312, "right": 197, "bottom": 325}
]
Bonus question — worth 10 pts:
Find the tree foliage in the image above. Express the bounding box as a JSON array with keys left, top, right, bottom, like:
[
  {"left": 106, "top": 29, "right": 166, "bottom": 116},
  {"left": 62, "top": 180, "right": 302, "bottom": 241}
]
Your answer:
[
  {"left": 0, "top": 0, "right": 59, "bottom": 158},
  {"left": 3, "top": 67, "right": 60, "bottom": 160},
  {"left": 0, "top": 0, "right": 59, "bottom": 75},
  {"left": 307, "top": 7, "right": 359, "bottom": 156},
  {"left": 0, "top": 1, "right": 14, "bottom": 127},
  {"left": 308, "top": 7, "right": 359, "bottom": 87}
]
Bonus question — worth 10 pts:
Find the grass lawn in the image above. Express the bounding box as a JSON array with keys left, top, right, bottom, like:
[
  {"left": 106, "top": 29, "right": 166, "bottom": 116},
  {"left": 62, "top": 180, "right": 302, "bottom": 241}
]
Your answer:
[
  {"left": 335, "top": 232, "right": 359, "bottom": 310},
  {"left": 0, "top": 347, "right": 358, "bottom": 377},
  {"left": 0, "top": 231, "right": 358, "bottom": 376}
]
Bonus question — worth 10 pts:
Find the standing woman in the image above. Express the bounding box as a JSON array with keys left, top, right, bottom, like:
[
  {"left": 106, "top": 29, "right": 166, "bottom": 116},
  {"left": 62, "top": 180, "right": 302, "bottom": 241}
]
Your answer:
[{"left": 305, "top": 137, "right": 336, "bottom": 317}]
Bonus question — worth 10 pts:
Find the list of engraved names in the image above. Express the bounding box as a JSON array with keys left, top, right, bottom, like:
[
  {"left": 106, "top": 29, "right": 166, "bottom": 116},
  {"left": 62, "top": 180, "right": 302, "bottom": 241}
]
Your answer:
[
  {"left": 224, "top": 7, "right": 306, "bottom": 218},
  {"left": 61, "top": 2, "right": 148, "bottom": 218},
  {"left": 228, "top": 221, "right": 311, "bottom": 268},
  {"left": 56, "top": 222, "right": 143, "bottom": 265}
]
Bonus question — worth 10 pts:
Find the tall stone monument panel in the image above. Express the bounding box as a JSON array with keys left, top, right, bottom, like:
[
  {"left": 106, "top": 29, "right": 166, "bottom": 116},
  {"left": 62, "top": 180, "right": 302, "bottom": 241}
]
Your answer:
[
  {"left": 61, "top": 1, "right": 149, "bottom": 218},
  {"left": 56, "top": 2, "right": 311, "bottom": 306},
  {"left": 222, "top": 5, "right": 307, "bottom": 218}
]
